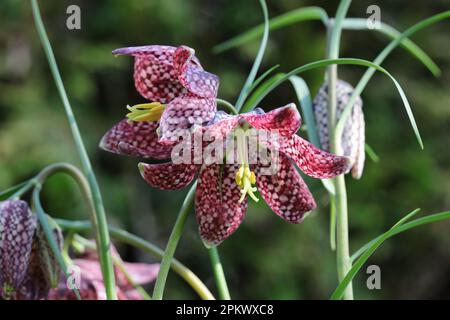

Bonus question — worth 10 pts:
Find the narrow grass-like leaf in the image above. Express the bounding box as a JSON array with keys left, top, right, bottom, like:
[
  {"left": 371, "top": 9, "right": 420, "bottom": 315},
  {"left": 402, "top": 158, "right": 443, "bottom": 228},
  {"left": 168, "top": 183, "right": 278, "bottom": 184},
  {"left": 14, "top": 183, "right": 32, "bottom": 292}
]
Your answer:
[
  {"left": 288, "top": 75, "right": 335, "bottom": 195},
  {"left": 234, "top": 0, "right": 270, "bottom": 112},
  {"left": 0, "top": 181, "right": 29, "bottom": 200},
  {"left": 329, "top": 208, "right": 450, "bottom": 300},
  {"left": 335, "top": 11, "right": 450, "bottom": 149},
  {"left": 289, "top": 76, "right": 320, "bottom": 147},
  {"left": 32, "top": 188, "right": 81, "bottom": 300},
  {"left": 248, "top": 65, "right": 280, "bottom": 94},
  {"left": 365, "top": 143, "right": 380, "bottom": 163},
  {"left": 213, "top": 7, "right": 328, "bottom": 53},
  {"left": 241, "top": 58, "right": 423, "bottom": 149},
  {"left": 342, "top": 18, "right": 440, "bottom": 76}
]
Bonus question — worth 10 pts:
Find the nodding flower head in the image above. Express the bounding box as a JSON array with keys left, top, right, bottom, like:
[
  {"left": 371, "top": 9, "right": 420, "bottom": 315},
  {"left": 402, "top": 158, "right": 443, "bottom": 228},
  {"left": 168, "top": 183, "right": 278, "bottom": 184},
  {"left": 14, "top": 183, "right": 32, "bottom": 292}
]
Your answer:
[
  {"left": 109, "top": 44, "right": 219, "bottom": 144},
  {"left": 0, "top": 200, "right": 62, "bottom": 300},
  {"left": 313, "top": 79, "right": 365, "bottom": 179},
  {"left": 100, "top": 103, "right": 350, "bottom": 246}
]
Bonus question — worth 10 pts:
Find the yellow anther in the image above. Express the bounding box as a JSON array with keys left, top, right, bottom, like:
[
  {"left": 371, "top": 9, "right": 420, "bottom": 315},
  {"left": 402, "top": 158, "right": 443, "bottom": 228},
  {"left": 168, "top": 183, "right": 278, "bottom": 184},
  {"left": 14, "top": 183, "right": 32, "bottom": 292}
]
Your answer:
[
  {"left": 126, "top": 102, "right": 165, "bottom": 122},
  {"left": 235, "top": 164, "right": 258, "bottom": 203}
]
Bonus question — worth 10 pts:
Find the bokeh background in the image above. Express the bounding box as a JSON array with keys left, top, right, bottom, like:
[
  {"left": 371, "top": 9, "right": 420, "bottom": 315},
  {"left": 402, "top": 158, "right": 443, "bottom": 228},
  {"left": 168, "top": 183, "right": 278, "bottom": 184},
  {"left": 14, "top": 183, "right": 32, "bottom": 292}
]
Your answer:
[{"left": 1, "top": 0, "right": 449, "bottom": 299}]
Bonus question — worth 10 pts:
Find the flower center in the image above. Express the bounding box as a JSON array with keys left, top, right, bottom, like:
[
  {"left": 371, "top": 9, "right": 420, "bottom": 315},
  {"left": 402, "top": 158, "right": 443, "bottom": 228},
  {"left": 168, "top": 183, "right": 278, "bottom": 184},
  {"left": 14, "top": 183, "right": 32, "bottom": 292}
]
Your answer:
[
  {"left": 126, "top": 102, "right": 165, "bottom": 122},
  {"left": 235, "top": 130, "right": 259, "bottom": 203}
]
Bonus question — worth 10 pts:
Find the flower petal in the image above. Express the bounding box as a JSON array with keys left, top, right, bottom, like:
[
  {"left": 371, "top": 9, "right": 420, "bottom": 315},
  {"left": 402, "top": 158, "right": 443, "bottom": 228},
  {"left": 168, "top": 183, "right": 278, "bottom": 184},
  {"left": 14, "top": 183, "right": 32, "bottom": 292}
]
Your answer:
[
  {"left": 117, "top": 263, "right": 159, "bottom": 287},
  {"left": 195, "top": 164, "right": 247, "bottom": 246},
  {"left": 138, "top": 162, "right": 199, "bottom": 190},
  {"left": 158, "top": 94, "right": 216, "bottom": 144},
  {"left": 0, "top": 200, "right": 37, "bottom": 298},
  {"left": 254, "top": 154, "right": 316, "bottom": 223},
  {"left": 244, "top": 103, "right": 301, "bottom": 136},
  {"left": 271, "top": 135, "right": 350, "bottom": 179},
  {"left": 114, "top": 45, "right": 187, "bottom": 103},
  {"left": 100, "top": 119, "right": 173, "bottom": 160}
]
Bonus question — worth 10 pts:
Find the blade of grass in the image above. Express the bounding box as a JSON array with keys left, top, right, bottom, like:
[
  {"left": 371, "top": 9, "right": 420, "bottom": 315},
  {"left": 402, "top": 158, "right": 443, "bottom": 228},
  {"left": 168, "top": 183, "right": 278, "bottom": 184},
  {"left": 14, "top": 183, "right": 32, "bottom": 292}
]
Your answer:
[
  {"left": 365, "top": 143, "right": 380, "bottom": 163},
  {"left": 30, "top": 0, "right": 117, "bottom": 299},
  {"left": 214, "top": 7, "right": 328, "bottom": 53},
  {"left": 234, "top": 0, "right": 269, "bottom": 111},
  {"left": 248, "top": 64, "right": 280, "bottom": 94},
  {"left": 335, "top": 11, "right": 450, "bottom": 150},
  {"left": 241, "top": 57, "right": 423, "bottom": 149},
  {"left": 0, "top": 181, "right": 30, "bottom": 200},
  {"left": 330, "top": 208, "right": 441, "bottom": 300},
  {"left": 341, "top": 18, "right": 440, "bottom": 76}
]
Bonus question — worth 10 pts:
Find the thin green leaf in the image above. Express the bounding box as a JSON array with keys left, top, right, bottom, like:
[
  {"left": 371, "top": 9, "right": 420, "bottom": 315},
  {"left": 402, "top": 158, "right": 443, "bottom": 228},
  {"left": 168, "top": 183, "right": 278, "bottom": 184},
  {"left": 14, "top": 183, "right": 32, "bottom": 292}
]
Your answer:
[
  {"left": 242, "top": 58, "right": 423, "bottom": 149},
  {"left": 289, "top": 76, "right": 320, "bottom": 147},
  {"left": 342, "top": 18, "right": 440, "bottom": 76},
  {"left": 248, "top": 64, "right": 280, "bottom": 94},
  {"left": 32, "top": 188, "right": 82, "bottom": 300},
  {"left": 0, "top": 181, "right": 29, "bottom": 200},
  {"left": 234, "top": 0, "right": 270, "bottom": 112},
  {"left": 336, "top": 11, "right": 450, "bottom": 149},
  {"left": 329, "top": 208, "right": 450, "bottom": 300},
  {"left": 288, "top": 75, "right": 335, "bottom": 196},
  {"left": 365, "top": 143, "right": 380, "bottom": 163},
  {"left": 213, "top": 7, "right": 328, "bottom": 53}
]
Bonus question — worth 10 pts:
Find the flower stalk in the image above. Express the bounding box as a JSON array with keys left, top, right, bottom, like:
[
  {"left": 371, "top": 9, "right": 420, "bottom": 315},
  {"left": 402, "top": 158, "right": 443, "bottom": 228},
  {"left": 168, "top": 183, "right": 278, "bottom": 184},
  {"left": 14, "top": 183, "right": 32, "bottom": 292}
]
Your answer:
[
  {"left": 30, "top": 0, "right": 117, "bottom": 299},
  {"left": 326, "top": 0, "right": 354, "bottom": 300}
]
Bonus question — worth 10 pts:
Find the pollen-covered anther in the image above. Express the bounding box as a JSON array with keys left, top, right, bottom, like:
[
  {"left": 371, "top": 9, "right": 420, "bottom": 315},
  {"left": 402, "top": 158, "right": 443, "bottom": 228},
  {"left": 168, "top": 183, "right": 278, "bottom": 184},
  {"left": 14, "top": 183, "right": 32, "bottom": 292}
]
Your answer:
[
  {"left": 236, "top": 164, "right": 259, "bottom": 203},
  {"left": 126, "top": 102, "right": 166, "bottom": 122}
]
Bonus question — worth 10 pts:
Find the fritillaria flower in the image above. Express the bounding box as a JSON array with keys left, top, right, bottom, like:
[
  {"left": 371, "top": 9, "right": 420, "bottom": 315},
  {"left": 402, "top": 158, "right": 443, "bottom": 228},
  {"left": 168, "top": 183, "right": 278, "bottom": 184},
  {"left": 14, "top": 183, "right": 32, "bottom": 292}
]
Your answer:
[
  {"left": 313, "top": 79, "right": 366, "bottom": 179},
  {"left": 111, "top": 45, "right": 219, "bottom": 144},
  {"left": 0, "top": 200, "right": 62, "bottom": 300},
  {"left": 47, "top": 245, "right": 159, "bottom": 300},
  {"left": 100, "top": 104, "right": 349, "bottom": 246}
]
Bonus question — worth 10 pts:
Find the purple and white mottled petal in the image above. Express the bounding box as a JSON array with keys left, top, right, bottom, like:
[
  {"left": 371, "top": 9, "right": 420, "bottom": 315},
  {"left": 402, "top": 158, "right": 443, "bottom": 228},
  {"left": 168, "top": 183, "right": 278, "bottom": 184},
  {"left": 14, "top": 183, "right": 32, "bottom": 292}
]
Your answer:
[
  {"left": 0, "top": 200, "right": 37, "bottom": 297},
  {"left": 158, "top": 94, "right": 216, "bottom": 144},
  {"left": 243, "top": 103, "right": 301, "bottom": 136},
  {"left": 195, "top": 164, "right": 247, "bottom": 247},
  {"left": 138, "top": 162, "right": 199, "bottom": 190},
  {"left": 99, "top": 119, "right": 173, "bottom": 160},
  {"left": 254, "top": 155, "right": 316, "bottom": 223},
  {"left": 269, "top": 135, "right": 350, "bottom": 179}
]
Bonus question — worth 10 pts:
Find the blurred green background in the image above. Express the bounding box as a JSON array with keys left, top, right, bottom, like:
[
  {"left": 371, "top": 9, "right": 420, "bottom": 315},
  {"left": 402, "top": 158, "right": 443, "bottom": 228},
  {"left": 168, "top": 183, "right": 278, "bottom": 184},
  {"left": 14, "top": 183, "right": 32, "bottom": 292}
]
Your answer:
[{"left": 1, "top": 0, "right": 449, "bottom": 299}]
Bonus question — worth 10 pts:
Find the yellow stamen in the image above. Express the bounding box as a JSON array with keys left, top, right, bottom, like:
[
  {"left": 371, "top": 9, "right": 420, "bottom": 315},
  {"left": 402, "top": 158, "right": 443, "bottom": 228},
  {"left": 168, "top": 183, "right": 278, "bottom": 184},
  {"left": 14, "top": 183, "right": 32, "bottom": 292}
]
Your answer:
[
  {"left": 126, "top": 102, "right": 165, "bottom": 122},
  {"left": 235, "top": 164, "right": 259, "bottom": 203}
]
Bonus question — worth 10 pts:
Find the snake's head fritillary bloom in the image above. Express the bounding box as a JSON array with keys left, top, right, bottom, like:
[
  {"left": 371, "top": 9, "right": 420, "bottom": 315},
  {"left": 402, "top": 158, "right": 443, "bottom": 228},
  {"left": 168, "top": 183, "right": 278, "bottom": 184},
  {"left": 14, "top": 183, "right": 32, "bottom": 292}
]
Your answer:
[
  {"left": 0, "top": 200, "right": 36, "bottom": 299},
  {"left": 135, "top": 104, "right": 350, "bottom": 246},
  {"left": 107, "top": 45, "right": 219, "bottom": 145},
  {"left": 48, "top": 244, "right": 159, "bottom": 300},
  {"left": 0, "top": 200, "right": 62, "bottom": 300},
  {"left": 313, "top": 79, "right": 366, "bottom": 179}
]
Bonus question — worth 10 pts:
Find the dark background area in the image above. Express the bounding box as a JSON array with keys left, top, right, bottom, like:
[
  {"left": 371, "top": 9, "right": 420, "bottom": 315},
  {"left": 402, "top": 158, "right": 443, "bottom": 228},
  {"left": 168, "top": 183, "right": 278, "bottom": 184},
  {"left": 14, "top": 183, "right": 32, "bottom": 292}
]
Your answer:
[{"left": 1, "top": 0, "right": 449, "bottom": 299}]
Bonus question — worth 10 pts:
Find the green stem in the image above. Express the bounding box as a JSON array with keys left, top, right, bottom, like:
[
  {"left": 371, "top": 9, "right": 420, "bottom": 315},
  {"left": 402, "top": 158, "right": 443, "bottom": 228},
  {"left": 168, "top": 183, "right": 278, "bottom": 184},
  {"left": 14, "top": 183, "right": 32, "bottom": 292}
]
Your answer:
[
  {"left": 216, "top": 98, "right": 238, "bottom": 115},
  {"left": 208, "top": 247, "right": 231, "bottom": 300},
  {"left": 30, "top": 0, "right": 117, "bottom": 299},
  {"left": 152, "top": 183, "right": 197, "bottom": 300},
  {"left": 56, "top": 219, "right": 215, "bottom": 300},
  {"left": 326, "top": 0, "right": 354, "bottom": 300}
]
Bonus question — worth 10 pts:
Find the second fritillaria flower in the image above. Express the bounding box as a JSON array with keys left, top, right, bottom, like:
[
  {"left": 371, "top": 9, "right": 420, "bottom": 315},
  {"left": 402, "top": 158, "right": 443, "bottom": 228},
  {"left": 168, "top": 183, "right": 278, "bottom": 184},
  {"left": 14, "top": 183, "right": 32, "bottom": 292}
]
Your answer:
[
  {"left": 100, "top": 104, "right": 349, "bottom": 246},
  {"left": 0, "top": 200, "right": 62, "bottom": 300},
  {"left": 313, "top": 79, "right": 366, "bottom": 179},
  {"left": 110, "top": 45, "right": 219, "bottom": 144}
]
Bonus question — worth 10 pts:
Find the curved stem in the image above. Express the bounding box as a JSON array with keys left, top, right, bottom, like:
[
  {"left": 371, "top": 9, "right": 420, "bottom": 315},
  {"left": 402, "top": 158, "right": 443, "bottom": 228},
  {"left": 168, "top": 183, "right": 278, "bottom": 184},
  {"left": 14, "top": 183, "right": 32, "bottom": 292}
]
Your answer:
[
  {"left": 30, "top": 0, "right": 116, "bottom": 299},
  {"left": 56, "top": 219, "right": 215, "bottom": 300},
  {"left": 216, "top": 98, "right": 238, "bottom": 115},
  {"left": 152, "top": 183, "right": 197, "bottom": 300},
  {"left": 326, "top": 0, "right": 354, "bottom": 300},
  {"left": 208, "top": 247, "right": 231, "bottom": 300}
]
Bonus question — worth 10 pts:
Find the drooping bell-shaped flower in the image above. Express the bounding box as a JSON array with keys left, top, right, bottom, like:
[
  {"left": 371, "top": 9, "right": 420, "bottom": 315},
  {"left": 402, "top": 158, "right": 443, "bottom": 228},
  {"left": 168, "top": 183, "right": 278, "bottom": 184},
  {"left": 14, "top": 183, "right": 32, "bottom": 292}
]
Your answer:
[
  {"left": 313, "top": 79, "right": 365, "bottom": 179},
  {"left": 100, "top": 103, "right": 349, "bottom": 246},
  {"left": 0, "top": 200, "right": 62, "bottom": 300},
  {"left": 110, "top": 45, "right": 219, "bottom": 144}
]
